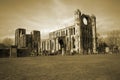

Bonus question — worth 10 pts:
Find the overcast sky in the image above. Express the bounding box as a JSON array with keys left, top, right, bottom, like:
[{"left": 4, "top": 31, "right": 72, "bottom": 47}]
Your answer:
[{"left": 0, "top": 0, "right": 120, "bottom": 40}]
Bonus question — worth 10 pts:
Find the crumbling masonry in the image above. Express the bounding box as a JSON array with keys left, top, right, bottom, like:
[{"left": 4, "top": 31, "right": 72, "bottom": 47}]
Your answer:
[
  {"left": 15, "top": 28, "right": 41, "bottom": 55},
  {"left": 41, "top": 9, "right": 97, "bottom": 55}
]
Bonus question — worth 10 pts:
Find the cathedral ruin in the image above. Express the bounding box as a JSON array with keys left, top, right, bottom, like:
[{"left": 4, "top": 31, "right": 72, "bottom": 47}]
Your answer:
[
  {"left": 15, "top": 28, "right": 41, "bottom": 55},
  {"left": 41, "top": 9, "right": 97, "bottom": 55},
  {"left": 14, "top": 9, "right": 97, "bottom": 56}
]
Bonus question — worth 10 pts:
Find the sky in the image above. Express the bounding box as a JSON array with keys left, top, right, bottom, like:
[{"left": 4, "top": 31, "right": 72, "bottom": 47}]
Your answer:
[{"left": 0, "top": 0, "right": 120, "bottom": 41}]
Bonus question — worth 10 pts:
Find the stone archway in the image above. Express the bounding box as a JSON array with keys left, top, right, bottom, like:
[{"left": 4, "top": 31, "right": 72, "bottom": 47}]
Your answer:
[{"left": 58, "top": 37, "right": 66, "bottom": 55}]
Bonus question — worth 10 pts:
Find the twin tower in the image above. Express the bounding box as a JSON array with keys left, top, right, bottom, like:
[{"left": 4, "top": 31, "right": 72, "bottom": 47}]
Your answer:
[
  {"left": 15, "top": 9, "right": 97, "bottom": 55},
  {"left": 15, "top": 29, "right": 41, "bottom": 55}
]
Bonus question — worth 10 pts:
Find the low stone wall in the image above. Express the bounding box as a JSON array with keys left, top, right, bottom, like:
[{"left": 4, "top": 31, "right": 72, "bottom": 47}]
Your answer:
[
  {"left": 17, "top": 48, "right": 31, "bottom": 57},
  {"left": 0, "top": 48, "right": 31, "bottom": 58},
  {"left": 0, "top": 48, "right": 10, "bottom": 58}
]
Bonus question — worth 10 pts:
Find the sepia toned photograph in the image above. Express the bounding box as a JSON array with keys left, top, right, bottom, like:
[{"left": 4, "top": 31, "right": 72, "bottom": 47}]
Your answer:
[{"left": 0, "top": 0, "right": 120, "bottom": 80}]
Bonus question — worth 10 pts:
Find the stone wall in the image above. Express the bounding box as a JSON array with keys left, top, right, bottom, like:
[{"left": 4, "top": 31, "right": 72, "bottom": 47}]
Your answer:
[
  {"left": 17, "top": 48, "right": 31, "bottom": 57},
  {"left": 42, "top": 9, "right": 97, "bottom": 55},
  {"left": 0, "top": 49, "right": 10, "bottom": 58}
]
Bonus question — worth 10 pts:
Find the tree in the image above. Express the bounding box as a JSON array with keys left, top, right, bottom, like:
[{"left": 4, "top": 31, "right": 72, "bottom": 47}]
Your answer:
[
  {"left": 97, "top": 33, "right": 104, "bottom": 44},
  {"left": 97, "top": 33, "right": 107, "bottom": 53},
  {"left": 105, "top": 30, "right": 120, "bottom": 47},
  {"left": 104, "top": 30, "right": 120, "bottom": 53},
  {"left": 2, "top": 38, "right": 13, "bottom": 47}
]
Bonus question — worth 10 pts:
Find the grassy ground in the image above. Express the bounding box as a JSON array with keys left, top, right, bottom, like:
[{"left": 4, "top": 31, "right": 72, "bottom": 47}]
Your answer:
[{"left": 0, "top": 54, "right": 120, "bottom": 80}]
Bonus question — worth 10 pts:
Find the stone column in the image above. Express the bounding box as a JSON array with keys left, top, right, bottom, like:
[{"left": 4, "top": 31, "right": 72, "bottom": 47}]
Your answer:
[
  {"left": 91, "top": 15, "right": 97, "bottom": 53},
  {"left": 56, "top": 38, "right": 58, "bottom": 52},
  {"left": 62, "top": 48, "right": 64, "bottom": 56}
]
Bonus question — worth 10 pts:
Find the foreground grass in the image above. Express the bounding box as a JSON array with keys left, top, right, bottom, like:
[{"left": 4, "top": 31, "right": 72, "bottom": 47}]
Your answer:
[{"left": 0, "top": 54, "right": 120, "bottom": 80}]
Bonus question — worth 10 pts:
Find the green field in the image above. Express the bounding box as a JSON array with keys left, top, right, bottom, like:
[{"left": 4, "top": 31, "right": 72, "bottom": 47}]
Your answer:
[{"left": 0, "top": 54, "right": 120, "bottom": 80}]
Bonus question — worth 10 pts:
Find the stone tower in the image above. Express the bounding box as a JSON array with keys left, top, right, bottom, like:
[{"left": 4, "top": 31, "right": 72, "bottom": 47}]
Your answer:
[
  {"left": 74, "top": 9, "right": 97, "bottom": 54},
  {"left": 91, "top": 15, "right": 97, "bottom": 53},
  {"left": 31, "top": 30, "right": 41, "bottom": 54},
  {"left": 15, "top": 28, "right": 26, "bottom": 48},
  {"left": 74, "top": 9, "right": 82, "bottom": 54}
]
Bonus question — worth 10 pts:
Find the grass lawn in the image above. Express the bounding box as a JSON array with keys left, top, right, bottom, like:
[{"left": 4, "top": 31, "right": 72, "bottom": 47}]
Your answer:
[{"left": 0, "top": 54, "right": 120, "bottom": 80}]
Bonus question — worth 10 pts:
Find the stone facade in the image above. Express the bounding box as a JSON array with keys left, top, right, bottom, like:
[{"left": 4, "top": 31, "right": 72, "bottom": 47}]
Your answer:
[
  {"left": 15, "top": 28, "right": 26, "bottom": 48},
  {"left": 15, "top": 29, "right": 41, "bottom": 54},
  {"left": 31, "top": 30, "right": 41, "bottom": 54},
  {"left": 10, "top": 46, "right": 17, "bottom": 58},
  {"left": 41, "top": 9, "right": 97, "bottom": 55}
]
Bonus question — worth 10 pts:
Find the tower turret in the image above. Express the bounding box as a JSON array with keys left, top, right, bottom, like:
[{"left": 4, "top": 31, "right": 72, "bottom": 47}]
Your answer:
[
  {"left": 74, "top": 9, "right": 82, "bottom": 54},
  {"left": 74, "top": 9, "right": 81, "bottom": 25}
]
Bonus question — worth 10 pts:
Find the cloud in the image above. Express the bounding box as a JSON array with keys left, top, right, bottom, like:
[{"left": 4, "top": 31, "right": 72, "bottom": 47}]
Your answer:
[{"left": 0, "top": 0, "right": 120, "bottom": 40}]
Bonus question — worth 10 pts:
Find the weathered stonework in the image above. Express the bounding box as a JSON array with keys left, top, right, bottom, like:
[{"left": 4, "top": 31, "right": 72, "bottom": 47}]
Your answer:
[
  {"left": 15, "top": 28, "right": 26, "bottom": 48},
  {"left": 31, "top": 30, "right": 41, "bottom": 54},
  {"left": 10, "top": 46, "right": 17, "bottom": 58},
  {"left": 41, "top": 9, "right": 97, "bottom": 55},
  {"left": 15, "top": 29, "right": 41, "bottom": 55}
]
